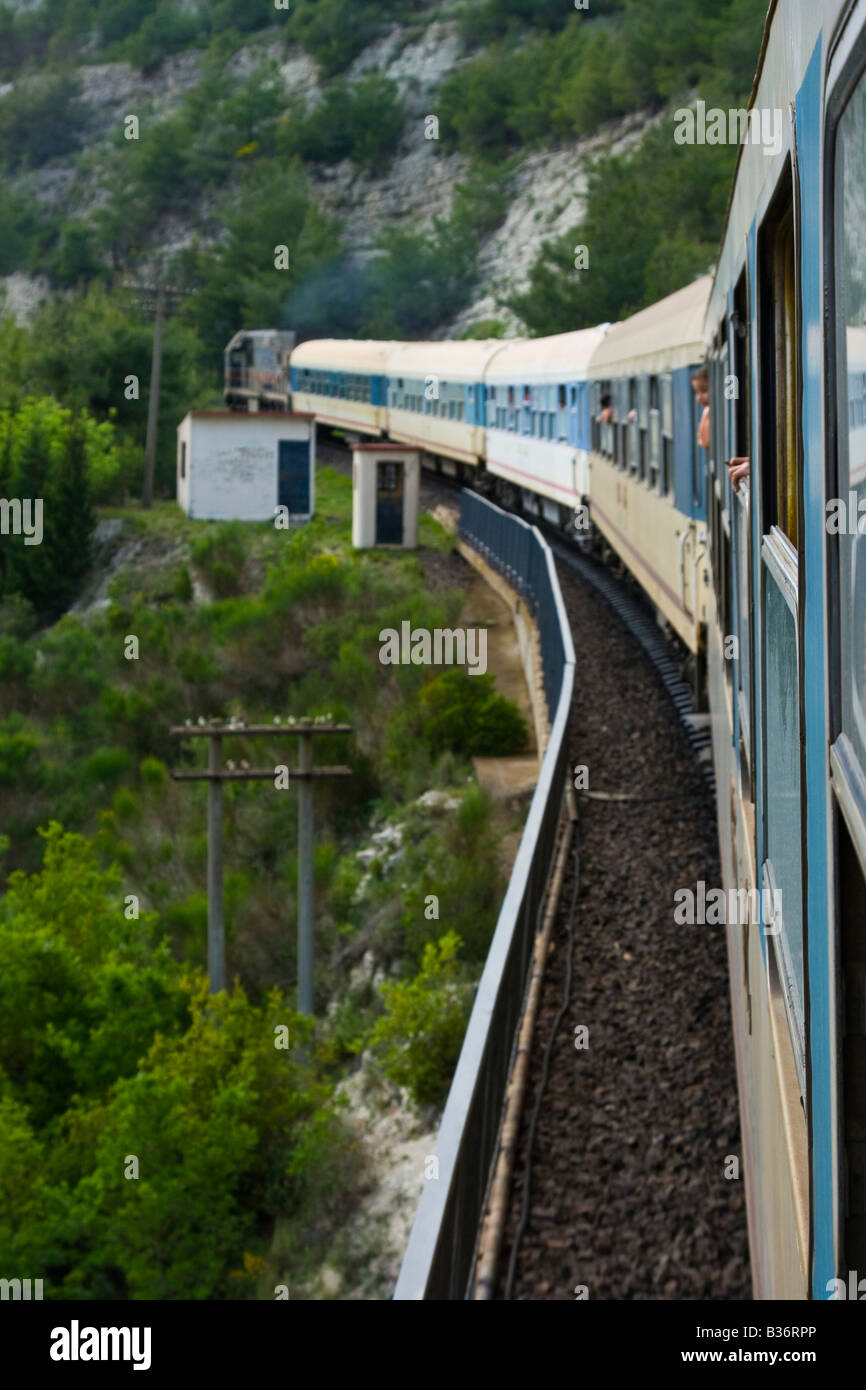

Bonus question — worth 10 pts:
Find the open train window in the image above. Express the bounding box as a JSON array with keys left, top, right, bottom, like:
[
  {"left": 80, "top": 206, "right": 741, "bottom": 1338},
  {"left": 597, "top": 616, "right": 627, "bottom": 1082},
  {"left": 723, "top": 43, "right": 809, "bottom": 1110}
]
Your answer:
[
  {"left": 709, "top": 334, "right": 733, "bottom": 692},
  {"left": 758, "top": 162, "right": 805, "bottom": 1085},
  {"left": 732, "top": 267, "right": 754, "bottom": 791},
  {"left": 627, "top": 379, "right": 638, "bottom": 474},
  {"left": 760, "top": 190, "right": 799, "bottom": 547}
]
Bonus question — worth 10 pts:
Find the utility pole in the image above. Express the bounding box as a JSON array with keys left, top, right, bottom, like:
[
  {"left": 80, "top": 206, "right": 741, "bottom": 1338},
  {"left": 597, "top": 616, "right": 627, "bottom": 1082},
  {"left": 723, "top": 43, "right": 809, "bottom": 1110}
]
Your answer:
[
  {"left": 142, "top": 281, "right": 164, "bottom": 510},
  {"left": 170, "top": 718, "right": 352, "bottom": 1011},
  {"left": 122, "top": 274, "right": 193, "bottom": 510},
  {"left": 297, "top": 729, "right": 314, "bottom": 1015},
  {"left": 206, "top": 725, "right": 224, "bottom": 992}
]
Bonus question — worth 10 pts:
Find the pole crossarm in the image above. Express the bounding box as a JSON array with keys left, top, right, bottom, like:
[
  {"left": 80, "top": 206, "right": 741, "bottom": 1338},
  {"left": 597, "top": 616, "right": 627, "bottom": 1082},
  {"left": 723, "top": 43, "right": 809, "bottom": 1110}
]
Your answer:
[
  {"left": 170, "top": 767, "right": 352, "bottom": 782},
  {"left": 170, "top": 723, "right": 352, "bottom": 738}
]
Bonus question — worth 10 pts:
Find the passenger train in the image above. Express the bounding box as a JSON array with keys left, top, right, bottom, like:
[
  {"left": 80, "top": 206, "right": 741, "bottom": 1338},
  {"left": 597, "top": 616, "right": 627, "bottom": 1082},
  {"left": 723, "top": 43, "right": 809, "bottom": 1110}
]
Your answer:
[{"left": 220, "top": 0, "right": 866, "bottom": 1301}]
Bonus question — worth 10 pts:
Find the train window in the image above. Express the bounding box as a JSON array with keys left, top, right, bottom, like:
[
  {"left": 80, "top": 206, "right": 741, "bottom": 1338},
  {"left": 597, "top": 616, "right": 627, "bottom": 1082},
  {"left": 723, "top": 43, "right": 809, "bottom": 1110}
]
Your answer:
[
  {"left": 661, "top": 436, "right": 672, "bottom": 496},
  {"left": 558, "top": 384, "right": 566, "bottom": 409},
  {"left": 760, "top": 192, "right": 799, "bottom": 547},
  {"left": 637, "top": 375, "right": 649, "bottom": 428},
  {"left": 660, "top": 373, "right": 673, "bottom": 496},
  {"left": 832, "top": 70, "right": 866, "bottom": 830},
  {"left": 758, "top": 164, "right": 805, "bottom": 1079},
  {"left": 508, "top": 385, "right": 515, "bottom": 407},
  {"left": 732, "top": 267, "right": 754, "bottom": 788},
  {"left": 709, "top": 337, "right": 733, "bottom": 686}
]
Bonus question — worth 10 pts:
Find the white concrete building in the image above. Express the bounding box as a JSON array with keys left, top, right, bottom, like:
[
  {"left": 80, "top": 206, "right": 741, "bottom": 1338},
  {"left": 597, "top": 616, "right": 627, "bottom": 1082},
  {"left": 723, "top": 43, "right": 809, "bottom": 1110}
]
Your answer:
[
  {"left": 351, "top": 442, "right": 420, "bottom": 549},
  {"left": 176, "top": 411, "right": 316, "bottom": 522}
]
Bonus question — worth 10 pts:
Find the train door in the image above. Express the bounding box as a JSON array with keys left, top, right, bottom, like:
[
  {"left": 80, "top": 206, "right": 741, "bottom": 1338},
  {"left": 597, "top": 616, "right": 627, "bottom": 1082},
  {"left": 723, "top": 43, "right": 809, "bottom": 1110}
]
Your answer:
[
  {"left": 827, "top": 37, "right": 866, "bottom": 1288},
  {"left": 277, "top": 440, "right": 310, "bottom": 519},
  {"left": 376, "top": 460, "right": 404, "bottom": 544},
  {"left": 757, "top": 166, "right": 807, "bottom": 1084}
]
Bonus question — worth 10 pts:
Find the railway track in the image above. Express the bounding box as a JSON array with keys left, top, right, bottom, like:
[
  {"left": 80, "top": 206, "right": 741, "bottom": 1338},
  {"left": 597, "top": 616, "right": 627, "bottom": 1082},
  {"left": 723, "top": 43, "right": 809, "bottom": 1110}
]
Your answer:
[{"left": 493, "top": 558, "right": 749, "bottom": 1300}]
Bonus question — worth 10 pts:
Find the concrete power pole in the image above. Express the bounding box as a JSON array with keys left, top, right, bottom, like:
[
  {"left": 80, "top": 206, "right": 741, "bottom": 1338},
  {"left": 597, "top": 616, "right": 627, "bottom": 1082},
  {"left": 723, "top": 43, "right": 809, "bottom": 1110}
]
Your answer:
[
  {"left": 170, "top": 719, "right": 351, "bottom": 1011},
  {"left": 142, "top": 281, "right": 165, "bottom": 511},
  {"left": 123, "top": 275, "right": 192, "bottom": 510}
]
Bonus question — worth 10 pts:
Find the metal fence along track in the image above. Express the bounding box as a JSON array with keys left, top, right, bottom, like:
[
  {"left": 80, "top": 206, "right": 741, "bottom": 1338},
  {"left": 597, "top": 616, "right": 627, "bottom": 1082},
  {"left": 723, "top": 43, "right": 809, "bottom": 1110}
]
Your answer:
[{"left": 393, "top": 491, "right": 575, "bottom": 1301}]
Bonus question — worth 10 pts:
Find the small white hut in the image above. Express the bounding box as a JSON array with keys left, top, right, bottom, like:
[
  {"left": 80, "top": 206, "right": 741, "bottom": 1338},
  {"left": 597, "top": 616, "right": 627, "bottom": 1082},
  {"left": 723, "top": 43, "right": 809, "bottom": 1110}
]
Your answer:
[
  {"left": 177, "top": 411, "right": 316, "bottom": 522},
  {"left": 351, "top": 442, "right": 420, "bottom": 549}
]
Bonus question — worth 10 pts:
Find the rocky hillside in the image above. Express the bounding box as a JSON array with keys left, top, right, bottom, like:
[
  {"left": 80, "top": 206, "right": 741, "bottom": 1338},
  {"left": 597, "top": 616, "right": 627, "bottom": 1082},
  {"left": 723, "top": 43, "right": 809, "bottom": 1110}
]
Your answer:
[{"left": 0, "top": 1, "right": 765, "bottom": 343}]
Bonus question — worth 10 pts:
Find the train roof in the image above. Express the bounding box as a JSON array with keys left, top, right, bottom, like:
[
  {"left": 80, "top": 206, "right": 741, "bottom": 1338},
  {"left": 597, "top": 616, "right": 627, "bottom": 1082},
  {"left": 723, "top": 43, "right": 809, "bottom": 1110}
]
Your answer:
[
  {"left": 386, "top": 339, "right": 514, "bottom": 382},
  {"left": 485, "top": 325, "right": 611, "bottom": 384},
  {"left": 588, "top": 275, "right": 712, "bottom": 377},
  {"left": 226, "top": 328, "right": 295, "bottom": 351},
  {"left": 290, "top": 339, "right": 395, "bottom": 372}
]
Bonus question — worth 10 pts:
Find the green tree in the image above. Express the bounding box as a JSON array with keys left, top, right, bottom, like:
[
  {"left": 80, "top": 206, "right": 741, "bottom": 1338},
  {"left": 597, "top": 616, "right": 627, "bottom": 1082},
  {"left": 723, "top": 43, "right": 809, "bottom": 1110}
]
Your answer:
[
  {"left": 0, "top": 73, "right": 89, "bottom": 171},
  {"left": 365, "top": 931, "right": 472, "bottom": 1108}
]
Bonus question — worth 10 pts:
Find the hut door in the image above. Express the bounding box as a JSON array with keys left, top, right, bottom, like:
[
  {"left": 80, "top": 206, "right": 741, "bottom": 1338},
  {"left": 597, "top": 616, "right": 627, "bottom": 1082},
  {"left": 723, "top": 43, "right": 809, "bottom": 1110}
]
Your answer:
[
  {"left": 376, "top": 460, "right": 403, "bottom": 543},
  {"left": 278, "top": 440, "right": 310, "bottom": 517}
]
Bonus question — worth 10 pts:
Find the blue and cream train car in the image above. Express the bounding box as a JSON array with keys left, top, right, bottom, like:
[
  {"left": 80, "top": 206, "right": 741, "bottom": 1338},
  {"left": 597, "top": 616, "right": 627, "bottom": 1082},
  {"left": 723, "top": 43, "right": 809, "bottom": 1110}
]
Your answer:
[
  {"left": 703, "top": 0, "right": 866, "bottom": 1299},
  {"left": 289, "top": 339, "right": 391, "bottom": 436},
  {"left": 385, "top": 339, "right": 508, "bottom": 473},
  {"left": 585, "top": 277, "right": 712, "bottom": 653},
  {"left": 484, "top": 326, "right": 609, "bottom": 523}
]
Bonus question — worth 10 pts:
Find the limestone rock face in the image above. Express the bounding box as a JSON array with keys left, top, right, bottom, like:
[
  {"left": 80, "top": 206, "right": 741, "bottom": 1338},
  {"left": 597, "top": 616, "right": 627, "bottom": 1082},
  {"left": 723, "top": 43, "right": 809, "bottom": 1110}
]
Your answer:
[{"left": 1, "top": 17, "right": 657, "bottom": 332}]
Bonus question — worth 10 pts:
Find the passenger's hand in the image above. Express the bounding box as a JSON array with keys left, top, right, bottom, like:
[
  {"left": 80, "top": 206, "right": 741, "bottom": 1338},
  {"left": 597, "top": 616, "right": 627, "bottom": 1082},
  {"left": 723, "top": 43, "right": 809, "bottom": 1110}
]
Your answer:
[{"left": 726, "top": 457, "right": 750, "bottom": 493}]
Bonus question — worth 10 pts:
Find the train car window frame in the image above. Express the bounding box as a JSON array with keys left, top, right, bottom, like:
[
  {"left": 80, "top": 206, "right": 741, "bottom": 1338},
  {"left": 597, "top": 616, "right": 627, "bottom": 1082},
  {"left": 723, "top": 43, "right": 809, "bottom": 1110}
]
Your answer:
[
  {"left": 756, "top": 157, "right": 807, "bottom": 1089},
  {"left": 733, "top": 263, "right": 755, "bottom": 791},
  {"left": 826, "top": 21, "right": 866, "bottom": 880}
]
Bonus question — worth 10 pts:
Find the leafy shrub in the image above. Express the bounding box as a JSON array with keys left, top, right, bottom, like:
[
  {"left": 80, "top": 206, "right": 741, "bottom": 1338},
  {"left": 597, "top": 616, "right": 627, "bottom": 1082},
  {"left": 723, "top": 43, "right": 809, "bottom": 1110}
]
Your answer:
[
  {"left": 80, "top": 745, "right": 132, "bottom": 791},
  {"left": 281, "top": 75, "right": 405, "bottom": 172},
  {"left": 290, "top": 0, "right": 383, "bottom": 76},
  {"left": 0, "top": 720, "right": 42, "bottom": 787},
  {"left": 0, "top": 73, "right": 89, "bottom": 171},
  {"left": 0, "top": 634, "right": 34, "bottom": 684},
  {"left": 418, "top": 669, "right": 528, "bottom": 757},
  {"left": 365, "top": 931, "right": 472, "bottom": 1108},
  {"left": 190, "top": 523, "right": 248, "bottom": 597},
  {"left": 0, "top": 831, "right": 358, "bottom": 1298}
]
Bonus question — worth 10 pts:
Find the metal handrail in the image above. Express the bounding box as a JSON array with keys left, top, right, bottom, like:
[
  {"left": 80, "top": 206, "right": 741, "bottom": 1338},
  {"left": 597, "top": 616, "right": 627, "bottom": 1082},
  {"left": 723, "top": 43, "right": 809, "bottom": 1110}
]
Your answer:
[{"left": 393, "top": 490, "right": 575, "bottom": 1300}]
